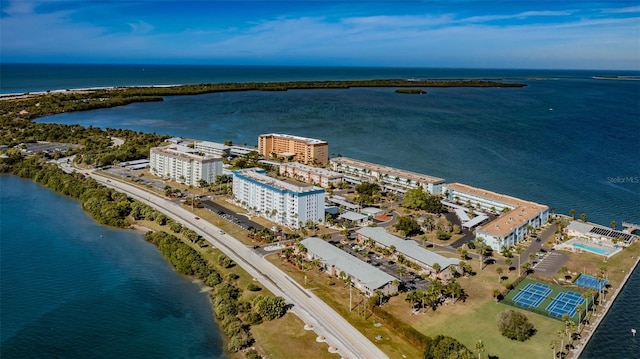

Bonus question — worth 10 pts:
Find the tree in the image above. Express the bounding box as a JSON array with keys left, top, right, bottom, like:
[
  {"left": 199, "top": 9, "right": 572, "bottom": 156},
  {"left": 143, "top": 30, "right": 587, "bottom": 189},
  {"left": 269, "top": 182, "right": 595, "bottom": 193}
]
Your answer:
[
  {"left": 550, "top": 340, "right": 558, "bottom": 359},
  {"left": 498, "top": 310, "right": 536, "bottom": 341},
  {"left": 496, "top": 267, "right": 504, "bottom": 281},
  {"left": 394, "top": 215, "right": 422, "bottom": 237},
  {"left": 610, "top": 220, "right": 617, "bottom": 230},
  {"left": 252, "top": 295, "right": 286, "bottom": 321},
  {"left": 432, "top": 262, "right": 442, "bottom": 273},
  {"left": 556, "top": 330, "right": 566, "bottom": 357},
  {"left": 575, "top": 304, "right": 584, "bottom": 330},
  {"left": 569, "top": 209, "right": 576, "bottom": 219},
  {"left": 475, "top": 339, "right": 485, "bottom": 359},
  {"left": 580, "top": 213, "right": 587, "bottom": 222},
  {"left": 505, "top": 258, "right": 513, "bottom": 270},
  {"left": 402, "top": 188, "right": 445, "bottom": 213},
  {"left": 423, "top": 335, "right": 474, "bottom": 359},
  {"left": 515, "top": 246, "right": 524, "bottom": 276},
  {"left": 475, "top": 238, "right": 487, "bottom": 270}
]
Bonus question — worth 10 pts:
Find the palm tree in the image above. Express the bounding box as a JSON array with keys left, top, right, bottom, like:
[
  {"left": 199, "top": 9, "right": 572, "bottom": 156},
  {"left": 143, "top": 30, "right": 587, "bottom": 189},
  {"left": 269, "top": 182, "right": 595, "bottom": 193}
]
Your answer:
[
  {"left": 575, "top": 304, "right": 584, "bottom": 331},
  {"left": 569, "top": 209, "right": 576, "bottom": 219},
  {"left": 496, "top": 267, "right": 504, "bottom": 281},
  {"left": 505, "top": 258, "right": 513, "bottom": 271},
  {"left": 432, "top": 262, "right": 442, "bottom": 273},
  {"left": 580, "top": 213, "right": 587, "bottom": 222},
  {"left": 475, "top": 339, "right": 485, "bottom": 359},
  {"left": 550, "top": 340, "right": 558, "bottom": 359},
  {"left": 610, "top": 220, "right": 617, "bottom": 230},
  {"left": 475, "top": 238, "right": 487, "bottom": 270},
  {"left": 515, "top": 246, "right": 524, "bottom": 276},
  {"left": 557, "top": 330, "right": 566, "bottom": 357}
]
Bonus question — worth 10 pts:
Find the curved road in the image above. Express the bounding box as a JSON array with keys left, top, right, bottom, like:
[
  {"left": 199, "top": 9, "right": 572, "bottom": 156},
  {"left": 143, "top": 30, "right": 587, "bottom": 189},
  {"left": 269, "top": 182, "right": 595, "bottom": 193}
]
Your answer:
[{"left": 91, "top": 172, "right": 388, "bottom": 359}]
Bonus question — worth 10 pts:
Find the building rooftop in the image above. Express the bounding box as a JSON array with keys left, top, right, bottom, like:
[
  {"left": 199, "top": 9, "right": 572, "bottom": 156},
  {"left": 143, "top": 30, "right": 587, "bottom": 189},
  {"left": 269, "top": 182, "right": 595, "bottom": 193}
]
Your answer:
[
  {"left": 233, "top": 168, "right": 323, "bottom": 194},
  {"left": 356, "top": 227, "right": 459, "bottom": 268},
  {"left": 447, "top": 182, "right": 548, "bottom": 237},
  {"left": 280, "top": 162, "right": 343, "bottom": 178},
  {"left": 446, "top": 182, "right": 524, "bottom": 208},
  {"left": 301, "top": 237, "right": 396, "bottom": 290},
  {"left": 339, "top": 211, "right": 368, "bottom": 222},
  {"left": 331, "top": 157, "right": 445, "bottom": 185},
  {"left": 567, "top": 221, "right": 637, "bottom": 243},
  {"left": 151, "top": 145, "right": 221, "bottom": 162},
  {"left": 260, "top": 133, "right": 327, "bottom": 146},
  {"left": 194, "top": 141, "right": 229, "bottom": 150}
]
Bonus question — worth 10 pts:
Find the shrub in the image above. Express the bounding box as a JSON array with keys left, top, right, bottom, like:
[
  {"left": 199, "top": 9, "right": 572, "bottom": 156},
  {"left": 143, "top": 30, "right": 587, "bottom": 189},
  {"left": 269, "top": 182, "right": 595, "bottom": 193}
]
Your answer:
[
  {"left": 423, "top": 335, "right": 474, "bottom": 359},
  {"left": 498, "top": 309, "right": 536, "bottom": 341},
  {"left": 247, "top": 283, "right": 262, "bottom": 292}
]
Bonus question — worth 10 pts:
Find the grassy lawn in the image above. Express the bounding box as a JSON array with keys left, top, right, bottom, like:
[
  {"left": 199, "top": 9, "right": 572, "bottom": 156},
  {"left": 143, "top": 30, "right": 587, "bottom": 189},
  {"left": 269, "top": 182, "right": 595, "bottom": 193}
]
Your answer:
[
  {"left": 250, "top": 314, "right": 339, "bottom": 359},
  {"left": 384, "top": 259, "right": 564, "bottom": 359},
  {"left": 266, "top": 253, "right": 425, "bottom": 359},
  {"left": 134, "top": 220, "right": 335, "bottom": 359},
  {"left": 132, "top": 197, "right": 640, "bottom": 359}
]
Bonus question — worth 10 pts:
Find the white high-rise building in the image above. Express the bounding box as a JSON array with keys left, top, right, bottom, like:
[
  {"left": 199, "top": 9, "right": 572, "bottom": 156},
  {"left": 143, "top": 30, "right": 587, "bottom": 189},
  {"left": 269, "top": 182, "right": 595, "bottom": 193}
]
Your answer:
[
  {"left": 232, "top": 168, "right": 325, "bottom": 229},
  {"left": 150, "top": 145, "right": 223, "bottom": 186}
]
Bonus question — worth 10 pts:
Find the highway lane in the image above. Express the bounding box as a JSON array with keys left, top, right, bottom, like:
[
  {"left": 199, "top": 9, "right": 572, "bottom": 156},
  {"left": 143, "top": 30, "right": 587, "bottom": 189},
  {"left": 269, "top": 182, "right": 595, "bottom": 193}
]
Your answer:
[{"left": 90, "top": 173, "right": 389, "bottom": 359}]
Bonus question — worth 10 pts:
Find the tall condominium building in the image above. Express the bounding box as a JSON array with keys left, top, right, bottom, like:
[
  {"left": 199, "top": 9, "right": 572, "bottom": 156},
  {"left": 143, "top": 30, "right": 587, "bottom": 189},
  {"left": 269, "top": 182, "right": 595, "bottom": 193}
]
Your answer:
[
  {"left": 258, "top": 133, "right": 329, "bottom": 165},
  {"left": 329, "top": 157, "right": 446, "bottom": 195},
  {"left": 232, "top": 168, "right": 325, "bottom": 229},
  {"left": 445, "top": 183, "right": 549, "bottom": 251},
  {"left": 150, "top": 145, "right": 223, "bottom": 187}
]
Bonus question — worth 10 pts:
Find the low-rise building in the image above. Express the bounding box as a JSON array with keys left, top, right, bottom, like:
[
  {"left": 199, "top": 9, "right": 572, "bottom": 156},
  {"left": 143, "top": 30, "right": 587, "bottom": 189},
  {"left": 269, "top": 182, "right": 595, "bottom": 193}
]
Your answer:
[
  {"left": 329, "top": 157, "right": 445, "bottom": 195},
  {"left": 258, "top": 133, "right": 329, "bottom": 165},
  {"left": 355, "top": 227, "right": 459, "bottom": 277},
  {"left": 150, "top": 145, "right": 223, "bottom": 186},
  {"left": 565, "top": 221, "right": 637, "bottom": 245},
  {"left": 301, "top": 237, "right": 398, "bottom": 297},
  {"left": 194, "top": 140, "right": 231, "bottom": 158},
  {"left": 445, "top": 183, "right": 549, "bottom": 251},
  {"left": 232, "top": 168, "right": 325, "bottom": 229},
  {"left": 278, "top": 162, "right": 343, "bottom": 188}
]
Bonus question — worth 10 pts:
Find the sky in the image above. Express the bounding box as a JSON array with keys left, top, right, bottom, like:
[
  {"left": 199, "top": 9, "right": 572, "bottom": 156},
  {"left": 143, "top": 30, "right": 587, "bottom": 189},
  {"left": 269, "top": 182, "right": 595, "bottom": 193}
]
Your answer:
[{"left": 1, "top": 1, "right": 639, "bottom": 70}]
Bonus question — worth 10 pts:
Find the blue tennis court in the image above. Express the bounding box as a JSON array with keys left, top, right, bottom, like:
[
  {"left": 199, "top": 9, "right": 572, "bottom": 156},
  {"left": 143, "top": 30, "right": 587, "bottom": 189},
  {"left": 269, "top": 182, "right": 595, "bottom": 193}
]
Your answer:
[
  {"left": 513, "top": 283, "right": 551, "bottom": 308},
  {"left": 546, "top": 291, "right": 585, "bottom": 318},
  {"left": 574, "top": 273, "right": 608, "bottom": 291}
]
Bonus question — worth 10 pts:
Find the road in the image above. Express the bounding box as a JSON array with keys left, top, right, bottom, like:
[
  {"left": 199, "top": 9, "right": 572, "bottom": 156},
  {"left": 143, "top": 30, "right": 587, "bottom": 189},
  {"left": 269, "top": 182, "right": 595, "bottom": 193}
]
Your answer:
[{"left": 90, "top": 172, "right": 388, "bottom": 359}]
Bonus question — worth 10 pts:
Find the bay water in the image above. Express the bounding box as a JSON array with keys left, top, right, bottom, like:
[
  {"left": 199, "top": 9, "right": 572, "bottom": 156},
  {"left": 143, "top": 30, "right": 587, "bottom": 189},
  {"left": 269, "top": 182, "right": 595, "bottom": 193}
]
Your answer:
[
  {"left": 0, "top": 175, "right": 226, "bottom": 359},
  {"left": 2, "top": 64, "right": 639, "bottom": 358}
]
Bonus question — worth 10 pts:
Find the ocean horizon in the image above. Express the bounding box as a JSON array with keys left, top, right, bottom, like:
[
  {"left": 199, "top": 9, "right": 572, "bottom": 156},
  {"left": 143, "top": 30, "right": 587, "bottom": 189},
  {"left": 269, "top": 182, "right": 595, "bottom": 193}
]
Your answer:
[
  {"left": 2, "top": 63, "right": 639, "bottom": 358},
  {"left": 2, "top": 63, "right": 639, "bottom": 95}
]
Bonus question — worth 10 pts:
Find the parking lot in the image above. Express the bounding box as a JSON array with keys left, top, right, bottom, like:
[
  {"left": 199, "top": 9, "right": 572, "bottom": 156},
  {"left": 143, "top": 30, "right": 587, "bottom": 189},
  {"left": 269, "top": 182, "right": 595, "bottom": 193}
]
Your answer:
[
  {"left": 341, "top": 242, "right": 430, "bottom": 291},
  {"left": 533, "top": 250, "right": 569, "bottom": 276},
  {"left": 200, "top": 199, "right": 264, "bottom": 231}
]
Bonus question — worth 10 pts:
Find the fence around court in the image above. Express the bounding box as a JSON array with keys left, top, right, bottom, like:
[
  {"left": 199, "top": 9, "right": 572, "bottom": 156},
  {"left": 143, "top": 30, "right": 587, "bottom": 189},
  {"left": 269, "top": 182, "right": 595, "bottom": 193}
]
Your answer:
[{"left": 500, "top": 278, "right": 595, "bottom": 324}]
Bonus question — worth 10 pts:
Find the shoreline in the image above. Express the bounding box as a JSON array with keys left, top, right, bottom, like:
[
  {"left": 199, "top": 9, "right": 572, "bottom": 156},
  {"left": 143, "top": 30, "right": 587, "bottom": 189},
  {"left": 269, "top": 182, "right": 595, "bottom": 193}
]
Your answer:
[
  {"left": 571, "top": 254, "right": 640, "bottom": 358},
  {"left": 129, "top": 224, "right": 153, "bottom": 233}
]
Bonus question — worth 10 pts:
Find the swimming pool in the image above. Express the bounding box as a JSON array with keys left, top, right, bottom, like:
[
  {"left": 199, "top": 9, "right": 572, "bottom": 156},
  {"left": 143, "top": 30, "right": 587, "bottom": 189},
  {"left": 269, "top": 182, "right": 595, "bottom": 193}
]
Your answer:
[{"left": 573, "top": 242, "right": 609, "bottom": 255}]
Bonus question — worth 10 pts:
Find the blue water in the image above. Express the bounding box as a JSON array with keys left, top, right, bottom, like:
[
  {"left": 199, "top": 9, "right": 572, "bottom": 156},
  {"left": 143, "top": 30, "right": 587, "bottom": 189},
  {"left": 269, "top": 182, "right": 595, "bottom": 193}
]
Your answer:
[
  {"left": 573, "top": 243, "right": 610, "bottom": 255},
  {"left": 0, "top": 175, "right": 226, "bottom": 359},
  {"left": 4, "top": 64, "right": 640, "bottom": 358}
]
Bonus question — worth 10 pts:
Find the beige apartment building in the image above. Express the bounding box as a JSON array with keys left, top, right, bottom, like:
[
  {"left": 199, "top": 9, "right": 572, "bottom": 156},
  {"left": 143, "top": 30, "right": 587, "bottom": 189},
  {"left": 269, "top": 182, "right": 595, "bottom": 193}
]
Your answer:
[{"left": 258, "top": 133, "right": 328, "bottom": 165}]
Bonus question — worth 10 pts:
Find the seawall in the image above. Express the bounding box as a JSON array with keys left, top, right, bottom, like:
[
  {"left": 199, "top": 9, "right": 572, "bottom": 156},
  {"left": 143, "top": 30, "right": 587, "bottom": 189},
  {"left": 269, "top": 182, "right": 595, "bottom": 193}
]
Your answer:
[{"left": 571, "top": 253, "right": 640, "bottom": 358}]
